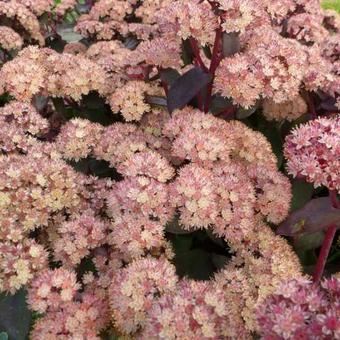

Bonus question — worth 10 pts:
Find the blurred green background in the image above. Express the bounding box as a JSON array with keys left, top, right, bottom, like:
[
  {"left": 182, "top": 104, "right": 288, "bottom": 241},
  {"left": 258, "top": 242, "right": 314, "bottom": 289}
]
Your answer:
[{"left": 322, "top": 0, "right": 340, "bottom": 12}]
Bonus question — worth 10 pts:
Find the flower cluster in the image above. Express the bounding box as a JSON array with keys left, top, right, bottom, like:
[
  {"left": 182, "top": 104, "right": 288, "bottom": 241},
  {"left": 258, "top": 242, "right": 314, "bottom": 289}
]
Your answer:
[
  {"left": 50, "top": 211, "right": 108, "bottom": 266},
  {"left": 215, "top": 28, "right": 308, "bottom": 107},
  {"left": 109, "top": 81, "right": 163, "bottom": 122},
  {"left": 257, "top": 277, "right": 340, "bottom": 339},
  {"left": 262, "top": 95, "right": 308, "bottom": 122},
  {"left": 0, "top": 101, "right": 49, "bottom": 154},
  {"left": 156, "top": 0, "right": 218, "bottom": 46},
  {"left": 0, "top": 26, "right": 23, "bottom": 51},
  {"left": 0, "top": 0, "right": 338, "bottom": 338},
  {"left": 0, "top": 46, "right": 107, "bottom": 101},
  {"left": 0, "top": 239, "right": 48, "bottom": 293},
  {"left": 0, "top": 1, "right": 44, "bottom": 45},
  {"left": 284, "top": 116, "right": 340, "bottom": 192},
  {"left": 29, "top": 268, "right": 110, "bottom": 339}
]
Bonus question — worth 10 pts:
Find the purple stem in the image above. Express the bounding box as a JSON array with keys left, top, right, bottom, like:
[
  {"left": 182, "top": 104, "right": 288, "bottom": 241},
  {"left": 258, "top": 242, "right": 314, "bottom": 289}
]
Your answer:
[{"left": 312, "top": 191, "right": 339, "bottom": 283}]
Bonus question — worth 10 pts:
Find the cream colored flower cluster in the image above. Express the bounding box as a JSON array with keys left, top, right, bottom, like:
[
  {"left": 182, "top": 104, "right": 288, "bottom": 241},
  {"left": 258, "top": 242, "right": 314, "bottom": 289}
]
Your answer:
[
  {"left": 262, "top": 95, "right": 308, "bottom": 122},
  {"left": 0, "top": 26, "right": 23, "bottom": 51},
  {"left": 0, "top": 46, "right": 108, "bottom": 101},
  {"left": 0, "top": 1, "right": 44, "bottom": 45}
]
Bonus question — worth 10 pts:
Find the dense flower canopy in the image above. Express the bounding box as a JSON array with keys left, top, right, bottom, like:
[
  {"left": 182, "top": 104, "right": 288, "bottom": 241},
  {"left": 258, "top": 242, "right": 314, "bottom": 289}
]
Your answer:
[{"left": 0, "top": 0, "right": 339, "bottom": 339}]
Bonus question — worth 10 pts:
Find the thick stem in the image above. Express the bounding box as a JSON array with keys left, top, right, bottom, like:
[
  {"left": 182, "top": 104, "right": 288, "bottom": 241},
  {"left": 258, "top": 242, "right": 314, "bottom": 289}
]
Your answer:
[
  {"left": 209, "top": 28, "right": 223, "bottom": 73},
  {"left": 216, "top": 105, "right": 237, "bottom": 119},
  {"left": 158, "top": 67, "right": 169, "bottom": 96},
  {"left": 197, "top": 91, "right": 204, "bottom": 111},
  {"left": 86, "top": 0, "right": 94, "bottom": 7},
  {"left": 312, "top": 224, "right": 337, "bottom": 283},
  {"left": 330, "top": 190, "right": 339, "bottom": 209},
  {"left": 312, "top": 190, "right": 339, "bottom": 283},
  {"left": 205, "top": 27, "right": 223, "bottom": 112},
  {"left": 189, "top": 38, "right": 208, "bottom": 72},
  {"left": 306, "top": 91, "right": 317, "bottom": 120}
]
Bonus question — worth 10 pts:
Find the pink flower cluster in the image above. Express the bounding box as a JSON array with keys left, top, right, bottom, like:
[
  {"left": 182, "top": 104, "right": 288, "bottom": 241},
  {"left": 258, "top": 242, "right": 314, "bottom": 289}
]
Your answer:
[
  {"left": 257, "top": 277, "right": 340, "bottom": 339},
  {"left": 285, "top": 116, "right": 340, "bottom": 192},
  {"left": 0, "top": 46, "right": 108, "bottom": 101},
  {"left": 28, "top": 269, "right": 110, "bottom": 339}
]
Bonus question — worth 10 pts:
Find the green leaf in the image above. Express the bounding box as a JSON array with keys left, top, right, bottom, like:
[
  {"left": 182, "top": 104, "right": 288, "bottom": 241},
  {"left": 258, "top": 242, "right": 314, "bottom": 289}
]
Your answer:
[
  {"left": 181, "top": 39, "right": 194, "bottom": 65},
  {"left": 211, "top": 254, "right": 229, "bottom": 270},
  {"left": 290, "top": 179, "right": 314, "bottom": 211},
  {"left": 67, "top": 158, "right": 123, "bottom": 180},
  {"left": 173, "top": 249, "right": 215, "bottom": 280},
  {"left": 236, "top": 103, "right": 258, "bottom": 119},
  {"left": 0, "top": 332, "right": 8, "bottom": 340},
  {"left": 57, "top": 24, "right": 83, "bottom": 43},
  {"left": 258, "top": 119, "right": 284, "bottom": 168},
  {"left": 46, "top": 36, "right": 66, "bottom": 53},
  {"left": 210, "top": 94, "right": 233, "bottom": 115},
  {"left": 165, "top": 215, "right": 192, "bottom": 235},
  {"left": 0, "top": 290, "right": 32, "bottom": 340},
  {"left": 322, "top": 0, "right": 340, "bottom": 12},
  {"left": 81, "top": 92, "right": 115, "bottom": 126},
  {"left": 100, "top": 327, "right": 121, "bottom": 340},
  {"left": 293, "top": 232, "right": 324, "bottom": 251},
  {"left": 170, "top": 234, "right": 193, "bottom": 254}
]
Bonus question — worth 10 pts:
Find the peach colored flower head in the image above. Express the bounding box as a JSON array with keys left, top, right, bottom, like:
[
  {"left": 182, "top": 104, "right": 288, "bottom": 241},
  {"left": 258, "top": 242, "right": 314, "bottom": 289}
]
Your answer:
[
  {"left": 27, "top": 268, "right": 80, "bottom": 313},
  {"left": 117, "top": 150, "right": 175, "bottom": 183},
  {"left": 0, "top": 26, "right": 23, "bottom": 51},
  {"left": 0, "top": 239, "right": 48, "bottom": 294},
  {"left": 109, "top": 257, "right": 178, "bottom": 334},
  {"left": 262, "top": 95, "right": 308, "bottom": 122},
  {"left": 218, "top": 0, "right": 269, "bottom": 34},
  {"left": 30, "top": 292, "right": 110, "bottom": 339},
  {"left": 156, "top": 0, "right": 218, "bottom": 46},
  {"left": 0, "top": 1, "right": 44, "bottom": 45},
  {"left": 56, "top": 118, "right": 104, "bottom": 161},
  {"left": 93, "top": 122, "right": 149, "bottom": 168},
  {"left": 106, "top": 176, "right": 174, "bottom": 224},
  {"left": 141, "top": 278, "right": 249, "bottom": 339},
  {"left": 51, "top": 211, "right": 108, "bottom": 266},
  {"left": 109, "top": 214, "right": 167, "bottom": 260},
  {"left": 109, "top": 80, "right": 163, "bottom": 122}
]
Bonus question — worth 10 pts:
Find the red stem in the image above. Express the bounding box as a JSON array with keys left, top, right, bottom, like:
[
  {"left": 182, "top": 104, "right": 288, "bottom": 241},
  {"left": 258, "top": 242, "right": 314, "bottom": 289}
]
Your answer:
[
  {"left": 209, "top": 28, "right": 223, "bottom": 73},
  {"left": 205, "top": 27, "right": 223, "bottom": 112},
  {"left": 306, "top": 91, "right": 317, "bottom": 119},
  {"left": 189, "top": 38, "right": 208, "bottom": 72},
  {"left": 217, "top": 106, "right": 237, "bottom": 119},
  {"left": 312, "top": 191, "right": 339, "bottom": 283},
  {"left": 330, "top": 190, "right": 339, "bottom": 209},
  {"left": 158, "top": 68, "right": 169, "bottom": 96},
  {"left": 312, "top": 224, "right": 337, "bottom": 283},
  {"left": 197, "top": 91, "right": 204, "bottom": 111}
]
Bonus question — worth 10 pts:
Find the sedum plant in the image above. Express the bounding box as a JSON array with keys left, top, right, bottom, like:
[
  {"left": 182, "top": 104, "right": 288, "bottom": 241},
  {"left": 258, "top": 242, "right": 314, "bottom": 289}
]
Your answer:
[{"left": 0, "top": 0, "right": 339, "bottom": 339}]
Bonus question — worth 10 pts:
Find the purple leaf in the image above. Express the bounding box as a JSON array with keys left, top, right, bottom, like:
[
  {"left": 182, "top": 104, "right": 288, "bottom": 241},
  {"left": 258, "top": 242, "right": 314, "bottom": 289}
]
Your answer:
[
  {"left": 167, "top": 67, "right": 212, "bottom": 113},
  {"left": 145, "top": 95, "right": 167, "bottom": 107},
  {"left": 160, "top": 68, "right": 181, "bottom": 88},
  {"left": 277, "top": 197, "right": 340, "bottom": 237}
]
